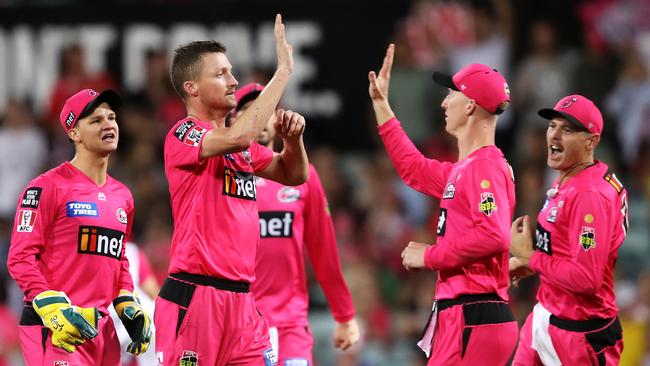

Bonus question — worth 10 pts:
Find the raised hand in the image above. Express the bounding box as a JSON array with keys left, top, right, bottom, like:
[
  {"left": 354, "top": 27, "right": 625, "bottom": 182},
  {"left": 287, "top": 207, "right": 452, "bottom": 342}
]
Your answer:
[
  {"left": 274, "top": 14, "right": 293, "bottom": 75},
  {"left": 368, "top": 44, "right": 396, "bottom": 124}
]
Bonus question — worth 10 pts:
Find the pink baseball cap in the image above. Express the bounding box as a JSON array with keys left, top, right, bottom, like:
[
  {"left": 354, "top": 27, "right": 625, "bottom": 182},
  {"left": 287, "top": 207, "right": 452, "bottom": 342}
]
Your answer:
[
  {"left": 538, "top": 94, "right": 603, "bottom": 135},
  {"left": 433, "top": 63, "right": 511, "bottom": 114},
  {"left": 234, "top": 83, "right": 265, "bottom": 112},
  {"left": 59, "top": 88, "right": 122, "bottom": 131}
]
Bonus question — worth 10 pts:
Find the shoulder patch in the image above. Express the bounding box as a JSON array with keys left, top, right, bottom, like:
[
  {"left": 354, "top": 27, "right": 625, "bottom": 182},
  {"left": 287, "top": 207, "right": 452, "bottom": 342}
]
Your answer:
[
  {"left": 173, "top": 121, "right": 196, "bottom": 142},
  {"left": 21, "top": 187, "right": 42, "bottom": 208},
  {"left": 603, "top": 172, "right": 624, "bottom": 194}
]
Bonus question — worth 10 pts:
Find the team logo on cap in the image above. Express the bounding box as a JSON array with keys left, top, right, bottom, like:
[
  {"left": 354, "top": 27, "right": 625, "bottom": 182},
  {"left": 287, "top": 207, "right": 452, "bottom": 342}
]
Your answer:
[
  {"left": 86, "top": 89, "right": 98, "bottom": 97},
  {"left": 179, "top": 350, "right": 198, "bottom": 366},
  {"left": 560, "top": 97, "right": 577, "bottom": 108},
  {"left": 504, "top": 83, "right": 510, "bottom": 96}
]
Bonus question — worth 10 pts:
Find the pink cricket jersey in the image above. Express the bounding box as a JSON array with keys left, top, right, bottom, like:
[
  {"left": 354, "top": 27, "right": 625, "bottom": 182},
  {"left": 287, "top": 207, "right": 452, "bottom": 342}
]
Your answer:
[
  {"left": 378, "top": 118, "right": 515, "bottom": 301},
  {"left": 7, "top": 162, "right": 134, "bottom": 312},
  {"left": 164, "top": 118, "right": 274, "bottom": 282},
  {"left": 252, "top": 165, "right": 355, "bottom": 327},
  {"left": 530, "top": 162, "right": 628, "bottom": 320}
]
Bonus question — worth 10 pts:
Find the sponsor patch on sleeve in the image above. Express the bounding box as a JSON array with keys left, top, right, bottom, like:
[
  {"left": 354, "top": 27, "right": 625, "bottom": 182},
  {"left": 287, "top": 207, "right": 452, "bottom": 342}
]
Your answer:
[
  {"left": 442, "top": 182, "right": 455, "bottom": 199},
  {"left": 21, "top": 187, "right": 42, "bottom": 209},
  {"left": 436, "top": 208, "right": 447, "bottom": 236},
  {"left": 534, "top": 223, "right": 552, "bottom": 255},
  {"left": 16, "top": 210, "right": 37, "bottom": 232},
  {"left": 173, "top": 121, "right": 196, "bottom": 141},
  {"left": 479, "top": 192, "right": 497, "bottom": 216},
  {"left": 603, "top": 172, "right": 624, "bottom": 194},
  {"left": 263, "top": 348, "right": 278, "bottom": 366},
  {"left": 579, "top": 226, "right": 596, "bottom": 251},
  {"left": 183, "top": 126, "right": 206, "bottom": 147}
]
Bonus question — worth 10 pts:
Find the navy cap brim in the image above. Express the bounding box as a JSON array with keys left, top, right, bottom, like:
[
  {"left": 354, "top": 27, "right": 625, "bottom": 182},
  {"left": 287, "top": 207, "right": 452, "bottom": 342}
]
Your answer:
[
  {"left": 432, "top": 72, "right": 458, "bottom": 91},
  {"left": 538, "top": 108, "right": 589, "bottom": 132},
  {"left": 78, "top": 90, "right": 123, "bottom": 120}
]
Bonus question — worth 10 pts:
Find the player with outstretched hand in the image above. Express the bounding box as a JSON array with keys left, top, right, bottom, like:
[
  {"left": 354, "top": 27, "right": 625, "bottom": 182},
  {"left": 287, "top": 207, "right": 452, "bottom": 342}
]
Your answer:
[
  {"left": 509, "top": 95, "right": 627, "bottom": 366},
  {"left": 368, "top": 44, "right": 518, "bottom": 365},
  {"left": 233, "top": 83, "right": 359, "bottom": 365},
  {"left": 7, "top": 88, "right": 151, "bottom": 365},
  {"left": 155, "top": 14, "right": 308, "bottom": 366}
]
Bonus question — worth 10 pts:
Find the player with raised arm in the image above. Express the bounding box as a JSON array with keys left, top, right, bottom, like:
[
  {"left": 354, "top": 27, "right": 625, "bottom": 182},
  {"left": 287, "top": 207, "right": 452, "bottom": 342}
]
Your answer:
[
  {"left": 368, "top": 44, "right": 518, "bottom": 365},
  {"left": 233, "top": 83, "right": 359, "bottom": 365},
  {"left": 510, "top": 95, "right": 627, "bottom": 366},
  {"left": 7, "top": 88, "right": 151, "bottom": 365},
  {"left": 154, "top": 14, "right": 308, "bottom": 366}
]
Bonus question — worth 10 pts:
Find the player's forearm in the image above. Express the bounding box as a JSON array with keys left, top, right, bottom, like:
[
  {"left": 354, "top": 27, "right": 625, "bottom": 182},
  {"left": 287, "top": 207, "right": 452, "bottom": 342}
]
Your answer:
[
  {"left": 530, "top": 253, "right": 604, "bottom": 294},
  {"left": 7, "top": 255, "right": 49, "bottom": 301},
  {"left": 232, "top": 68, "right": 291, "bottom": 142},
  {"left": 378, "top": 118, "right": 446, "bottom": 197},
  {"left": 276, "top": 137, "right": 308, "bottom": 185},
  {"left": 371, "top": 99, "right": 395, "bottom": 126},
  {"left": 425, "top": 225, "right": 507, "bottom": 270}
]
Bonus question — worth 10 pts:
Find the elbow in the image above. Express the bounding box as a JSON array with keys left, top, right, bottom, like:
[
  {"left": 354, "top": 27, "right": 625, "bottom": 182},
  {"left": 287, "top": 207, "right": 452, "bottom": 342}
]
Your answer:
[
  {"left": 232, "top": 134, "right": 253, "bottom": 151},
  {"left": 286, "top": 167, "right": 308, "bottom": 186}
]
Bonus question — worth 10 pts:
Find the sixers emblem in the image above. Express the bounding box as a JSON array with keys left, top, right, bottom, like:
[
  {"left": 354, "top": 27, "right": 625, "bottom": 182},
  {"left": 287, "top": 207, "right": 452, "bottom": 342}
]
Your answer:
[
  {"left": 86, "top": 89, "right": 98, "bottom": 97},
  {"left": 179, "top": 350, "right": 198, "bottom": 366},
  {"left": 242, "top": 150, "right": 252, "bottom": 164},
  {"left": 277, "top": 187, "right": 300, "bottom": 203},
  {"left": 479, "top": 192, "right": 497, "bottom": 216},
  {"left": 54, "top": 361, "right": 69, "bottom": 366},
  {"left": 116, "top": 208, "right": 127, "bottom": 224},
  {"left": 560, "top": 97, "right": 578, "bottom": 108},
  {"left": 580, "top": 226, "right": 596, "bottom": 251},
  {"left": 546, "top": 207, "right": 557, "bottom": 223},
  {"left": 442, "top": 182, "right": 455, "bottom": 199}
]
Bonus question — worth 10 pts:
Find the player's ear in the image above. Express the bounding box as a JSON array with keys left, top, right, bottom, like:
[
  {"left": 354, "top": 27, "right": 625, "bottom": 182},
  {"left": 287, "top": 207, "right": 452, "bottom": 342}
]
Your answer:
[
  {"left": 586, "top": 133, "right": 600, "bottom": 152},
  {"left": 184, "top": 81, "right": 198, "bottom": 98},
  {"left": 68, "top": 128, "right": 80, "bottom": 142},
  {"left": 465, "top": 99, "right": 476, "bottom": 115}
]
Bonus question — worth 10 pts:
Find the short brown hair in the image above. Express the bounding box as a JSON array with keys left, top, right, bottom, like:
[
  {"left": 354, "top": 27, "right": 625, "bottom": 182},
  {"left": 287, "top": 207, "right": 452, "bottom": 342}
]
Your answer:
[{"left": 170, "top": 41, "right": 226, "bottom": 99}]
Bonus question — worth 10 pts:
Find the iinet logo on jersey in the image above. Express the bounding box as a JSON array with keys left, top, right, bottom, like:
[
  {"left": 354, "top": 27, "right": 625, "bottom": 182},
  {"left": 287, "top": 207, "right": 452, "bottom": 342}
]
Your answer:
[
  {"left": 77, "top": 226, "right": 124, "bottom": 260},
  {"left": 259, "top": 211, "right": 294, "bottom": 238},
  {"left": 223, "top": 167, "right": 256, "bottom": 200}
]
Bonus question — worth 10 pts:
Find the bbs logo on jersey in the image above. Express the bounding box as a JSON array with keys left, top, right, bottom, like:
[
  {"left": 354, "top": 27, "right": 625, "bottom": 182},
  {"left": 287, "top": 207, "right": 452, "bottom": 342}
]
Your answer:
[
  {"left": 442, "top": 182, "right": 455, "bottom": 199},
  {"left": 116, "top": 208, "right": 127, "bottom": 224},
  {"left": 259, "top": 211, "right": 294, "bottom": 238},
  {"left": 223, "top": 167, "right": 256, "bottom": 200},
  {"left": 77, "top": 226, "right": 124, "bottom": 260},
  {"left": 179, "top": 350, "right": 198, "bottom": 366},
  {"left": 534, "top": 223, "right": 552, "bottom": 255},
  {"left": 21, "top": 187, "right": 42, "bottom": 208},
  {"left": 579, "top": 226, "right": 596, "bottom": 251},
  {"left": 16, "top": 210, "right": 37, "bottom": 232},
  {"left": 66, "top": 202, "right": 98, "bottom": 217},
  {"left": 479, "top": 192, "right": 497, "bottom": 216},
  {"left": 277, "top": 187, "right": 300, "bottom": 203}
]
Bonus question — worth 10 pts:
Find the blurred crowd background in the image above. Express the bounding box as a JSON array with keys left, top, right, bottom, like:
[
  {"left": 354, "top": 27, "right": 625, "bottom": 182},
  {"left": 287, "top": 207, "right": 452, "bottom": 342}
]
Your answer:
[{"left": 1, "top": 0, "right": 650, "bottom": 365}]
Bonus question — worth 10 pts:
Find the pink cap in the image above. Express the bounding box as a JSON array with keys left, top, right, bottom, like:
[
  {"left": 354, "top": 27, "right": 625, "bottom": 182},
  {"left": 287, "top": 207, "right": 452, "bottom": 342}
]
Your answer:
[
  {"left": 59, "top": 89, "right": 122, "bottom": 132},
  {"left": 234, "top": 83, "right": 265, "bottom": 111},
  {"left": 433, "top": 63, "right": 510, "bottom": 114},
  {"left": 538, "top": 94, "right": 603, "bottom": 135}
]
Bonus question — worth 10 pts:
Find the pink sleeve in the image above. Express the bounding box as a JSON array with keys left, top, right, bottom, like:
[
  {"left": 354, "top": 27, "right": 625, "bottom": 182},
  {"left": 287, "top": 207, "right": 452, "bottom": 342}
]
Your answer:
[
  {"left": 529, "top": 191, "right": 611, "bottom": 294},
  {"left": 425, "top": 158, "right": 511, "bottom": 270},
  {"left": 303, "top": 167, "right": 355, "bottom": 323},
  {"left": 165, "top": 121, "right": 209, "bottom": 169},
  {"left": 117, "top": 196, "right": 135, "bottom": 293},
  {"left": 378, "top": 118, "right": 453, "bottom": 198},
  {"left": 7, "top": 177, "right": 55, "bottom": 300},
  {"left": 250, "top": 142, "right": 274, "bottom": 172},
  {"left": 137, "top": 248, "right": 155, "bottom": 285}
]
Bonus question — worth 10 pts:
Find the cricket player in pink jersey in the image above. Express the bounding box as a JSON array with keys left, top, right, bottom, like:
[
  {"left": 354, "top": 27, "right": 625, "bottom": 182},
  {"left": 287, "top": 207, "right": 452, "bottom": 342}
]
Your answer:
[
  {"left": 368, "top": 44, "right": 518, "bottom": 365},
  {"left": 7, "top": 88, "right": 151, "bottom": 365},
  {"left": 233, "top": 83, "right": 359, "bottom": 365},
  {"left": 155, "top": 15, "right": 308, "bottom": 366},
  {"left": 509, "top": 95, "right": 627, "bottom": 366}
]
